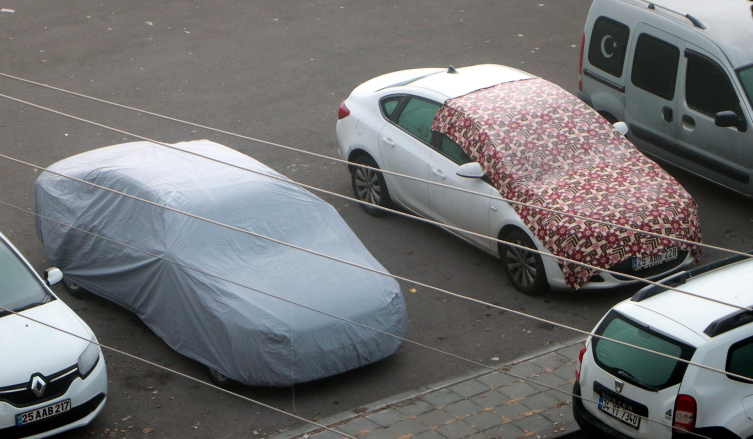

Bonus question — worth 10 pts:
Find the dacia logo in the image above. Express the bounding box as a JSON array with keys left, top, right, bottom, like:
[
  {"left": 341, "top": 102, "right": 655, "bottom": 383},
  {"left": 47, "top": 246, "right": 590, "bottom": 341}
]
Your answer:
[
  {"left": 614, "top": 379, "right": 624, "bottom": 393},
  {"left": 30, "top": 376, "right": 46, "bottom": 398}
]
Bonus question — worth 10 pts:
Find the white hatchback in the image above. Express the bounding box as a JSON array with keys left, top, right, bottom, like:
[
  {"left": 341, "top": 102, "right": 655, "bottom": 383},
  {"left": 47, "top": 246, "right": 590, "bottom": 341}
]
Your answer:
[
  {"left": 336, "top": 64, "right": 699, "bottom": 294},
  {"left": 0, "top": 232, "right": 107, "bottom": 438},
  {"left": 574, "top": 253, "right": 753, "bottom": 438}
]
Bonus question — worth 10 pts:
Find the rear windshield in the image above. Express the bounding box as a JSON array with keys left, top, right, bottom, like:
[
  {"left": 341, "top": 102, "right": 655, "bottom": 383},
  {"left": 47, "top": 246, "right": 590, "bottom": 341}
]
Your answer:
[
  {"left": 0, "top": 240, "right": 52, "bottom": 317},
  {"left": 592, "top": 311, "right": 695, "bottom": 391}
]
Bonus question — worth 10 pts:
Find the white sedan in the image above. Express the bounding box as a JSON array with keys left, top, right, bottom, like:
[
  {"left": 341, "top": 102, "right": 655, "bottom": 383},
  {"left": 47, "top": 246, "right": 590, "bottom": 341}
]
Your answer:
[
  {"left": 336, "top": 64, "right": 701, "bottom": 295},
  {"left": 0, "top": 232, "right": 107, "bottom": 438}
]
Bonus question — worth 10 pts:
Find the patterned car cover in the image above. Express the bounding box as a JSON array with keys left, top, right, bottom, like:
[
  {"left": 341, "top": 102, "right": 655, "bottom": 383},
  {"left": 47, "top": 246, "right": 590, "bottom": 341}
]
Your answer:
[{"left": 431, "top": 78, "right": 702, "bottom": 289}]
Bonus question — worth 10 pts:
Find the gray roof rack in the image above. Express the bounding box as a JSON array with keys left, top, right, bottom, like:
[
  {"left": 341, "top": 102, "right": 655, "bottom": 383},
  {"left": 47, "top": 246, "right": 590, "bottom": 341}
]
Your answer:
[{"left": 642, "top": 1, "right": 707, "bottom": 30}]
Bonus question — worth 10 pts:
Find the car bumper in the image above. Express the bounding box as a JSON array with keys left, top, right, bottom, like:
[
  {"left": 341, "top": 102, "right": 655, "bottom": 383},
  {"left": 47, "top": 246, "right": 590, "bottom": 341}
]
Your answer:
[
  {"left": 577, "top": 90, "right": 593, "bottom": 107},
  {"left": 0, "top": 352, "right": 108, "bottom": 439},
  {"left": 546, "top": 250, "right": 696, "bottom": 291},
  {"left": 573, "top": 381, "right": 635, "bottom": 439}
]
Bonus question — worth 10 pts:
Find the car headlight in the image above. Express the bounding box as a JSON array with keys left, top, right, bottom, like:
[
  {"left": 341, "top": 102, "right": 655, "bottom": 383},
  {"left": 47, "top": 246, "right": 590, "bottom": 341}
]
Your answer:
[{"left": 78, "top": 336, "right": 101, "bottom": 379}]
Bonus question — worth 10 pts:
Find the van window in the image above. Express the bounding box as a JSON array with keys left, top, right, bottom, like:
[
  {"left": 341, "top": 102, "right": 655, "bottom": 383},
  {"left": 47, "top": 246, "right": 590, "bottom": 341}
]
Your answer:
[
  {"left": 588, "top": 17, "right": 630, "bottom": 78},
  {"left": 727, "top": 337, "right": 753, "bottom": 383},
  {"left": 739, "top": 65, "right": 753, "bottom": 109},
  {"left": 686, "top": 57, "right": 740, "bottom": 117},
  {"left": 592, "top": 311, "right": 695, "bottom": 391},
  {"left": 631, "top": 34, "right": 680, "bottom": 100}
]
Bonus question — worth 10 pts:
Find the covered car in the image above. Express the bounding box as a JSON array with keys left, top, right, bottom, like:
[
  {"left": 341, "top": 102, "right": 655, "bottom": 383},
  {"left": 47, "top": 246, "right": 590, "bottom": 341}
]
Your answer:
[{"left": 34, "top": 140, "right": 407, "bottom": 386}]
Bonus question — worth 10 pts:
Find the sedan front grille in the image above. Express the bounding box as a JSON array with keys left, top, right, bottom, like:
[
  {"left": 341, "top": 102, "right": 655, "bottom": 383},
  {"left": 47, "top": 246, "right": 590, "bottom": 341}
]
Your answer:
[{"left": 0, "top": 365, "right": 79, "bottom": 408}]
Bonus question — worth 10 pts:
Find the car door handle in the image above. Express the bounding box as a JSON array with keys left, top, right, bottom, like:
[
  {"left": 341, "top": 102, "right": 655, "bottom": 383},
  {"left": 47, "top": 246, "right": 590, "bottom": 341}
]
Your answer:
[
  {"left": 662, "top": 106, "right": 673, "bottom": 123},
  {"left": 382, "top": 137, "right": 395, "bottom": 147},
  {"left": 682, "top": 114, "right": 696, "bottom": 127},
  {"left": 431, "top": 168, "right": 446, "bottom": 179}
]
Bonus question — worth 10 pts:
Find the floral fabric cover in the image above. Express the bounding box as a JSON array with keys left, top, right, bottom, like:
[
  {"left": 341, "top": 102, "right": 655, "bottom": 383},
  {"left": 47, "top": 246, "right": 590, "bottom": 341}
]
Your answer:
[{"left": 431, "top": 78, "right": 702, "bottom": 289}]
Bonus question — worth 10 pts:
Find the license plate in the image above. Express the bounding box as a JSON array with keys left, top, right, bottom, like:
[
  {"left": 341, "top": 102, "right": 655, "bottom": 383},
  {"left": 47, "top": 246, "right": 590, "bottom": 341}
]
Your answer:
[
  {"left": 599, "top": 395, "right": 641, "bottom": 429},
  {"left": 16, "top": 399, "right": 71, "bottom": 426},
  {"left": 632, "top": 247, "right": 678, "bottom": 271}
]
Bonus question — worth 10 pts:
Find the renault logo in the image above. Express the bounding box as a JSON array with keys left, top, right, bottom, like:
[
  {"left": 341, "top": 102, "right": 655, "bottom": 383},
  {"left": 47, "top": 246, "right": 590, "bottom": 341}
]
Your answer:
[
  {"left": 614, "top": 379, "right": 624, "bottom": 394},
  {"left": 30, "top": 376, "right": 46, "bottom": 398}
]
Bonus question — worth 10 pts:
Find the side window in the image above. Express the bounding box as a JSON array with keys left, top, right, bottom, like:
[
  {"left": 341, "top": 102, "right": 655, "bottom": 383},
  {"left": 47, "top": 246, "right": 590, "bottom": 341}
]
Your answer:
[
  {"left": 727, "top": 337, "right": 753, "bottom": 383},
  {"left": 588, "top": 17, "right": 630, "bottom": 78},
  {"left": 686, "top": 56, "right": 740, "bottom": 117},
  {"left": 381, "top": 96, "right": 403, "bottom": 119},
  {"left": 439, "top": 135, "right": 473, "bottom": 165},
  {"left": 631, "top": 34, "right": 680, "bottom": 100},
  {"left": 397, "top": 98, "right": 441, "bottom": 144}
]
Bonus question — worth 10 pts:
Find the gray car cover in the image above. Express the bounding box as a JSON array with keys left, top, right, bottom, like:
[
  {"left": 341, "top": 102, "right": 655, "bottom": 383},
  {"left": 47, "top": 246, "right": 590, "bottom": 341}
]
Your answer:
[{"left": 35, "top": 140, "right": 407, "bottom": 386}]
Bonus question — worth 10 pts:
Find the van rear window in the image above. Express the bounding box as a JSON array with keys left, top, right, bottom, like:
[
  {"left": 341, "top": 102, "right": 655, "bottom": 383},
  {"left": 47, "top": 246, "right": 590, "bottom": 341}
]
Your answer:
[
  {"left": 592, "top": 311, "right": 695, "bottom": 391},
  {"left": 588, "top": 17, "right": 630, "bottom": 78}
]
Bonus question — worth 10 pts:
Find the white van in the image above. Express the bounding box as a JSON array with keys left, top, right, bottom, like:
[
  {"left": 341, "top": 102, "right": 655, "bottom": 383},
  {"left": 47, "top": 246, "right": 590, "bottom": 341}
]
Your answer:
[{"left": 578, "top": 0, "right": 753, "bottom": 197}]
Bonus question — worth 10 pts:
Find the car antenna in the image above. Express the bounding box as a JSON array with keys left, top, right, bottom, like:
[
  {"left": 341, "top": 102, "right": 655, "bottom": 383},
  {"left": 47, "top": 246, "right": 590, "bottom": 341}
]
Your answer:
[{"left": 447, "top": 65, "right": 459, "bottom": 74}]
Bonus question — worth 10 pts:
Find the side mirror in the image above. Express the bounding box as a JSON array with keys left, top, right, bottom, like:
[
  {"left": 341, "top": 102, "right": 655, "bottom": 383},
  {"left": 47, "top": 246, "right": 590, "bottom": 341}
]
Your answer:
[
  {"left": 715, "top": 111, "right": 747, "bottom": 132},
  {"left": 613, "top": 121, "right": 629, "bottom": 136},
  {"left": 456, "top": 162, "right": 485, "bottom": 178},
  {"left": 44, "top": 268, "right": 63, "bottom": 286}
]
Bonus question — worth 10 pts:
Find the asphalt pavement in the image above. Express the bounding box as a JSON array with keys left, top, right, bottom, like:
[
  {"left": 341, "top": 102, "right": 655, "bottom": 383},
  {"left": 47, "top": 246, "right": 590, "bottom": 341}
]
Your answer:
[{"left": 1, "top": 0, "right": 753, "bottom": 438}]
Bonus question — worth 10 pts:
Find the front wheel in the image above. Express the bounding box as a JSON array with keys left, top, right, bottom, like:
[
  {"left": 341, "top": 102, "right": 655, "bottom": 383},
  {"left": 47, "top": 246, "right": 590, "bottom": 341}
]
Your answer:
[
  {"left": 351, "top": 155, "right": 393, "bottom": 217},
  {"left": 208, "top": 367, "right": 235, "bottom": 389},
  {"left": 500, "top": 229, "right": 549, "bottom": 296},
  {"left": 62, "top": 277, "right": 90, "bottom": 300}
]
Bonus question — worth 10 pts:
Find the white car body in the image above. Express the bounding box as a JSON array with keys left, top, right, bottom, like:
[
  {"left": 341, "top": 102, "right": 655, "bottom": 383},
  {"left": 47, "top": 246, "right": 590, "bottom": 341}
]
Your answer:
[
  {"left": 0, "top": 232, "right": 107, "bottom": 439},
  {"left": 579, "top": 0, "right": 753, "bottom": 197},
  {"left": 336, "top": 64, "right": 694, "bottom": 291},
  {"left": 574, "top": 254, "right": 753, "bottom": 438}
]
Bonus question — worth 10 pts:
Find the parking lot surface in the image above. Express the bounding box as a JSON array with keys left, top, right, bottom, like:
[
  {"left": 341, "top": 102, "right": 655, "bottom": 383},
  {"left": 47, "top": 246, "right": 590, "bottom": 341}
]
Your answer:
[{"left": 2, "top": 0, "right": 753, "bottom": 437}]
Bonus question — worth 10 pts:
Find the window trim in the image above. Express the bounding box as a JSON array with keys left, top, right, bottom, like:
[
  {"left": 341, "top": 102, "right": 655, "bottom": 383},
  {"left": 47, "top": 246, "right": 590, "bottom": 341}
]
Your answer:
[
  {"left": 389, "top": 95, "right": 443, "bottom": 146},
  {"left": 726, "top": 335, "right": 753, "bottom": 384},
  {"left": 684, "top": 49, "right": 741, "bottom": 118},
  {"left": 630, "top": 33, "right": 680, "bottom": 101},
  {"left": 379, "top": 95, "right": 407, "bottom": 122},
  {"left": 587, "top": 16, "right": 631, "bottom": 79},
  {"left": 591, "top": 310, "right": 696, "bottom": 392}
]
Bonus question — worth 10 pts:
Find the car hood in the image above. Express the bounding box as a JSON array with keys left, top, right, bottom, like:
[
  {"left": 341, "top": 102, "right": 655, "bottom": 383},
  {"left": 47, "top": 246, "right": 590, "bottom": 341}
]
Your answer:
[
  {"left": 432, "top": 77, "right": 702, "bottom": 289},
  {"left": 0, "top": 300, "right": 92, "bottom": 385}
]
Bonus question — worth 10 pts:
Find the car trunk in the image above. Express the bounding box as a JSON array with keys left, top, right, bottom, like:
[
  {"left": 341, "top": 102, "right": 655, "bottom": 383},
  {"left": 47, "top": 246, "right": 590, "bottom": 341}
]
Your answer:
[{"left": 580, "top": 306, "right": 701, "bottom": 438}]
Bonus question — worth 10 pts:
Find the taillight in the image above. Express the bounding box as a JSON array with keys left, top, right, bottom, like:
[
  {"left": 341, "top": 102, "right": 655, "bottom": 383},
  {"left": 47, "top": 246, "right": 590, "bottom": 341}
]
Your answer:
[
  {"left": 338, "top": 102, "right": 350, "bottom": 120},
  {"left": 575, "top": 344, "right": 587, "bottom": 382},
  {"left": 579, "top": 32, "right": 585, "bottom": 91},
  {"left": 673, "top": 395, "right": 697, "bottom": 434}
]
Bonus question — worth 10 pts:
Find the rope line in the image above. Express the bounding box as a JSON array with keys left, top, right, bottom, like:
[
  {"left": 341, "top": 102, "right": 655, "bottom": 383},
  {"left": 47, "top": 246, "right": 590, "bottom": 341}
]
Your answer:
[
  {"left": 0, "top": 72, "right": 747, "bottom": 260},
  {"left": 3, "top": 199, "right": 751, "bottom": 389}
]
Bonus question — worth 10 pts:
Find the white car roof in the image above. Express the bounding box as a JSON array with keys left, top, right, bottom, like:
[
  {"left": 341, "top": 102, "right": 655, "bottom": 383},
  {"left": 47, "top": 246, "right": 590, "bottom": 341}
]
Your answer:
[
  {"left": 406, "top": 64, "right": 534, "bottom": 99},
  {"left": 631, "top": 258, "right": 753, "bottom": 339}
]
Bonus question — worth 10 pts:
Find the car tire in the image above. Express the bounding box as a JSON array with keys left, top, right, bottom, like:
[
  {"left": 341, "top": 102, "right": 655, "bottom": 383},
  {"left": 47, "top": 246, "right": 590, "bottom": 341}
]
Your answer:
[
  {"left": 500, "top": 229, "right": 549, "bottom": 296},
  {"left": 208, "top": 367, "right": 235, "bottom": 389},
  {"left": 62, "top": 277, "right": 91, "bottom": 299},
  {"left": 351, "top": 155, "right": 393, "bottom": 217}
]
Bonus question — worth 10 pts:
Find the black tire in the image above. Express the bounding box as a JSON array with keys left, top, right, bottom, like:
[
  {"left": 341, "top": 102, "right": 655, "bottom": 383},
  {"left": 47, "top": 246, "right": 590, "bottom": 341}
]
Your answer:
[
  {"left": 62, "top": 277, "right": 91, "bottom": 300},
  {"left": 500, "top": 229, "right": 549, "bottom": 296},
  {"left": 351, "top": 155, "right": 393, "bottom": 217},
  {"left": 207, "top": 367, "right": 235, "bottom": 389}
]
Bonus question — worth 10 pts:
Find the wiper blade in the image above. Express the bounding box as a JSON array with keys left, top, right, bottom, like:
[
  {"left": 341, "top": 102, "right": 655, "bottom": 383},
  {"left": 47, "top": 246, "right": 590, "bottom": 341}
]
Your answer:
[{"left": 617, "top": 369, "right": 658, "bottom": 391}]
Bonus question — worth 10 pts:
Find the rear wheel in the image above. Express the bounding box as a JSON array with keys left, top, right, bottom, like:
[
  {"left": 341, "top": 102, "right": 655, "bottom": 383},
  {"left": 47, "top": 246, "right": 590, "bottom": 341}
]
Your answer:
[
  {"left": 62, "top": 277, "right": 90, "bottom": 300},
  {"left": 351, "top": 155, "right": 392, "bottom": 217},
  {"left": 500, "top": 229, "right": 549, "bottom": 296}
]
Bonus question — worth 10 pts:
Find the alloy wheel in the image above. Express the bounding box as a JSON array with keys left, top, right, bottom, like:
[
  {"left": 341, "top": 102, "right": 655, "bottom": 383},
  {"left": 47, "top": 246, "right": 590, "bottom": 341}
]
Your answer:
[
  {"left": 354, "top": 167, "right": 382, "bottom": 205},
  {"left": 505, "top": 240, "right": 538, "bottom": 287}
]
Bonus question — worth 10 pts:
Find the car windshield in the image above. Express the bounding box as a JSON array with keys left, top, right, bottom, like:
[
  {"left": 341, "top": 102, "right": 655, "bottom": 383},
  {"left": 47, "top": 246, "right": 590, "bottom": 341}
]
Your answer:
[
  {"left": 738, "top": 65, "right": 753, "bottom": 109},
  {"left": 0, "top": 239, "right": 52, "bottom": 317},
  {"left": 592, "top": 311, "right": 695, "bottom": 391}
]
